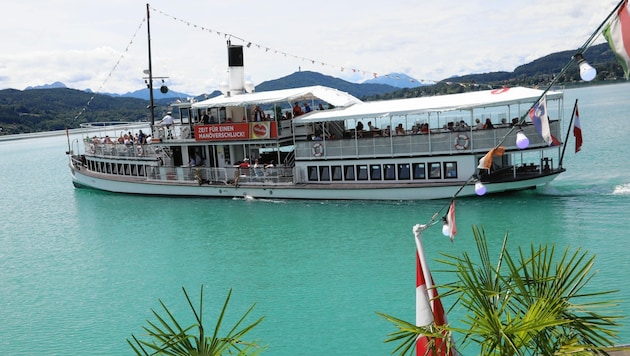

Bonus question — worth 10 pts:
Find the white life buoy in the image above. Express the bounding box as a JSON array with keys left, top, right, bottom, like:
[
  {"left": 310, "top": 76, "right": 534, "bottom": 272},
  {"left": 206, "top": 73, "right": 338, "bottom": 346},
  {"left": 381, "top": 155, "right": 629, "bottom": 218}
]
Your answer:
[
  {"left": 454, "top": 134, "right": 469, "bottom": 150},
  {"left": 89, "top": 144, "right": 95, "bottom": 154},
  {"left": 136, "top": 145, "right": 144, "bottom": 156},
  {"left": 312, "top": 143, "right": 324, "bottom": 157}
]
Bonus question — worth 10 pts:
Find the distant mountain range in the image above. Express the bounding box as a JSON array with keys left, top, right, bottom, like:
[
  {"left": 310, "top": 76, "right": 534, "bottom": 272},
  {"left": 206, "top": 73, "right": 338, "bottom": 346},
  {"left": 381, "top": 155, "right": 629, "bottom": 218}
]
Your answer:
[
  {"left": 26, "top": 71, "right": 412, "bottom": 100},
  {"left": 362, "top": 72, "right": 431, "bottom": 88}
]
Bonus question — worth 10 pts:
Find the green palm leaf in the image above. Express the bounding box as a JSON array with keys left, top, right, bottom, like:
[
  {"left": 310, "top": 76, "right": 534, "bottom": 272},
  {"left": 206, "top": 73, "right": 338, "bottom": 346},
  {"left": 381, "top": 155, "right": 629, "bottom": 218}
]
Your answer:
[
  {"left": 379, "top": 226, "right": 623, "bottom": 356},
  {"left": 127, "top": 286, "right": 265, "bottom": 356}
]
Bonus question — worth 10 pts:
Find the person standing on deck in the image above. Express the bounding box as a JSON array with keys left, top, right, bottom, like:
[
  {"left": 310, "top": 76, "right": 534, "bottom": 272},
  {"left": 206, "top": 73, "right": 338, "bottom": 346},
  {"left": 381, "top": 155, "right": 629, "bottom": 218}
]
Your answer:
[{"left": 159, "top": 111, "right": 174, "bottom": 139}]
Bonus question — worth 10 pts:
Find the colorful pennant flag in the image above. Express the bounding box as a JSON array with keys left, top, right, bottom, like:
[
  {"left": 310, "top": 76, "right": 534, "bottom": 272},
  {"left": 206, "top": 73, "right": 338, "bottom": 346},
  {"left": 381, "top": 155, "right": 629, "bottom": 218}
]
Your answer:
[
  {"left": 574, "top": 104, "right": 583, "bottom": 153},
  {"left": 529, "top": 96, "right": 553, "bottom": 145},
  {"left": 604, "top": 0, "right": 630, "bottom": 79},
  {"left": 443, "top": 201, "right": 457, "bottom": 242},
  {"left": 413, "top": 225, "right": 452, "bottom": 356},
  {"left": 528, "top": 97, "right": 562, "bottom": 146}
]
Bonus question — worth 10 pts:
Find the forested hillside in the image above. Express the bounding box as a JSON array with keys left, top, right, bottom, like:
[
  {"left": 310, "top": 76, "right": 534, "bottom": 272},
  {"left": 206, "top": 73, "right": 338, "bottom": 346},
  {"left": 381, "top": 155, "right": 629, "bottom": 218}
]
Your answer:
[{"left": 0, "top": 88, "right": 166, "bottom": 134}]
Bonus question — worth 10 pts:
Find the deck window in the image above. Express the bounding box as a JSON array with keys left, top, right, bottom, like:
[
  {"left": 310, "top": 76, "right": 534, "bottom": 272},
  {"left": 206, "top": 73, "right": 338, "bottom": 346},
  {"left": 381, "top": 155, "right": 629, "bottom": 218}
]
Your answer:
[
  {"left": 444, "top": 162, "right": 457, "bottom": 178},
  {"left": 412, "top": 163, "right": 426, "bottom": 179},
  {"left": 370, "top": 165, "right": 382, "bottom": 180},
  {"left": 319, "top": 166, "right": 331, "bottom": 181},
  {"left": 357, "top": 165, "right": 369, "bottom": 180},
  {"left": 429, "top": 162, "right": 441, "bottom": 179},
  {"left": 344, "top": 165, "right": 355, "bottom": 180},
  {"left": 384, "top": 164, "right": 396, "bottom": 180},
  {"left": 308, "top": 166, "right": 318, "bottom": 181},
  {"left": 332, "top": 166, "right": 343, "bottom": 181},
  {"left": 398, "top": 164, "right": 411, "bottom": 180}
]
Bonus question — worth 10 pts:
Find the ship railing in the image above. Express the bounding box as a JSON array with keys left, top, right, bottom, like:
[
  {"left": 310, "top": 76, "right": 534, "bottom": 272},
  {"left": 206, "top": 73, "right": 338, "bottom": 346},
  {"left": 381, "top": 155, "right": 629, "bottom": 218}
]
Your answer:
[
  {"left": 145, "top": 166, "right": 294, "bottom": 185},
  {"left": 83, "top": 140, "right": 163, "bottom": 158},
  {"left": 230, "top": 166, "right": 294, "bottom": 184},
  {"left": 294, "top": 123, "right": 561, "bottom": 160}
]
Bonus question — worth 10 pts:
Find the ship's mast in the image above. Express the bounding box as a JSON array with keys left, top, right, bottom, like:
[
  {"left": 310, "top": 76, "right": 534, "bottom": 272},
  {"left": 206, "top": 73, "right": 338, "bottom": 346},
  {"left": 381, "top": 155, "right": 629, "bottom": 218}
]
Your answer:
[{"left": 146, "top": 3, "right": 155, "bottom": 126}]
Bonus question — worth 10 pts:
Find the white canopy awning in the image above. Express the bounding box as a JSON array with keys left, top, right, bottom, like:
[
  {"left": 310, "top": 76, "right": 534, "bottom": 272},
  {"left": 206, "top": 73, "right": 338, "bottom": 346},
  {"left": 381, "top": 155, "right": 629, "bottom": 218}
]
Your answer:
[
  {"left": 191, "top": 85, "right": 363, "bottom": 109},
  {"left": 292, "top": 87, "right": 563, "bottom": 123}
]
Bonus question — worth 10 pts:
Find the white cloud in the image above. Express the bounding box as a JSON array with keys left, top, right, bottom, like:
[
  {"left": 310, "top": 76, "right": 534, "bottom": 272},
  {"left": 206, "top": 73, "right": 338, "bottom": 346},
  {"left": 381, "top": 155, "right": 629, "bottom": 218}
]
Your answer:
[{"left": 0, "top": 0, "right": 621, "bottom": 95}]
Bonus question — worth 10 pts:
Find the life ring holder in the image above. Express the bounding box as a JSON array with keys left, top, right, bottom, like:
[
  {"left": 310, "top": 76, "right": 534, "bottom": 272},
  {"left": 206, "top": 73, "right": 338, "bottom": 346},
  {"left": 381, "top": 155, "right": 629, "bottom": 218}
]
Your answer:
[
  {"left": 312, "top": 143, "right": 324, "bottom": 157},
  {"left": 454, "top": 134, "right": 469, "bottom": 150},
  {"left": 136, "top": 145, "right": 144, "bottom": 156},
  {"left": 89, "top": 144, "right": 95, "bottom": 154}
]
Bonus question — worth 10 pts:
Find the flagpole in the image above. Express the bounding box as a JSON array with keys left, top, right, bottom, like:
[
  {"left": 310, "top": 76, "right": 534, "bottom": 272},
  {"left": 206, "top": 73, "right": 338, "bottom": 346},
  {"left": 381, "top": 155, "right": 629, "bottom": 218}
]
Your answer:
[
  {"left": 414, "top": 224, "right": 435, "bottom": 327},
  {"left": 559, "top": 99, "right": 578, "bottom": 167},
  {"left": 413, "top": 224, "right": 435, "bottom": 356}
]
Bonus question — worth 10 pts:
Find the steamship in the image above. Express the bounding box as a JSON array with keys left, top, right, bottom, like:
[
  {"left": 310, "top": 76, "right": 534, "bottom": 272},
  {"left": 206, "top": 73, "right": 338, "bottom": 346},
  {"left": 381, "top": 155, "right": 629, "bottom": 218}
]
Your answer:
[{"left": 66, "top": 7, "right": 569, "bottom": 201}]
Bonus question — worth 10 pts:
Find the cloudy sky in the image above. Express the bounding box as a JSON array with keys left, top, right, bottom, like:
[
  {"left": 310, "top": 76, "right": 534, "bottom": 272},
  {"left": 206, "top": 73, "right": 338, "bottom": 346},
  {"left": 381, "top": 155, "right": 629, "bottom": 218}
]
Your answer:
[{"left": 0, "top": 0, "right": 620, "bottom": 96}]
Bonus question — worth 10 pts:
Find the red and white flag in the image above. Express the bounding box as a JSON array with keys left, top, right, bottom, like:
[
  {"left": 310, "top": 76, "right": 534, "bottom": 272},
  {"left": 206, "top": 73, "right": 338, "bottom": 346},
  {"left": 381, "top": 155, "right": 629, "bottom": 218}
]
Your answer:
[
  {"left": 574, "top": 104, "right": 583, "bottom": 153},
  {"left": 413, "top": 225, "right": 452, "bottom": 356}
]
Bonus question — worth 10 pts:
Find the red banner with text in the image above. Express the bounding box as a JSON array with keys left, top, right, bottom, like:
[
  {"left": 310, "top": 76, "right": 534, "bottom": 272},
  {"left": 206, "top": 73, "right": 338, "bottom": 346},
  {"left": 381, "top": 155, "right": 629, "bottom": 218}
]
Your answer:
[{"left": 194, "top": 122, "right": 277, "bottom": 141}]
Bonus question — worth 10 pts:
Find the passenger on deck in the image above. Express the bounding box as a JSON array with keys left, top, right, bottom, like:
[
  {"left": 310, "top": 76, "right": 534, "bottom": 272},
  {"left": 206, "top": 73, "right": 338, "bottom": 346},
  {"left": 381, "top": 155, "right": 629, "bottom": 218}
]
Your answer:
[
  {"left": 159, "top": 112, "right": 174, "bottom": 139},
  {"left": 395, "top": 124, "right": 405, "bottom": 135},
  {"left": 355, "top": 121, "right": 365, "bottom": 138},
  {"left": 456, "top": 120, "right": 470, "bottom": 131},
  {"left": 253, "top": 159, "right": 263, "bottom": 177},
  {"left": 293, "top": 102, "right": 303, "bottom": 117},
  {"left": 475, "top": 118, "right": 484, "bottom": 130},
  {"left": 264, "top": 160, "right": 275, "bottom": 169},
  {"left": 104, "top": 135, "right": 114, "bottom": 144},
  {"left": 234, "top": 158, "right": 250, "bottom": 186},
  {"left": 484, "top": 118, "right": 495, "bottom": 129},
  {"left": 253, "top": 105, "right": 265, "bottom": 121},
  {"left": 138, "top": 130, "right": 147, "bottom": 144},
  {"left": 239, "top": 158, "right": 250, "bottom": 171},
  {"left": 195, "top": 152, "right": 202, "bottom": 166},
  {"left": 368, "top": 121, "right": 378, "bottom": 131},
  {"left": 420, "top": 123, "right": 429, "bottom": 134},
  {"left": 303, "top": 102, "right": 312, "bottom": 113},
  {"left": 202, "top": 111, "right": 210, "bottom": 124},
  {"left": 318, "top": 103, "right": 324, "bottom": 110}
]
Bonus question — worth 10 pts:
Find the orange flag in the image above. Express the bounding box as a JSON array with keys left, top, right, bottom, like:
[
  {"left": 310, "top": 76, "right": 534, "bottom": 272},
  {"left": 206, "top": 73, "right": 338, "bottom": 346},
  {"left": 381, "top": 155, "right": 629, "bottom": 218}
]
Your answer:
[{"left": 477, "top": 146, "right": 505, "bottom": 170}]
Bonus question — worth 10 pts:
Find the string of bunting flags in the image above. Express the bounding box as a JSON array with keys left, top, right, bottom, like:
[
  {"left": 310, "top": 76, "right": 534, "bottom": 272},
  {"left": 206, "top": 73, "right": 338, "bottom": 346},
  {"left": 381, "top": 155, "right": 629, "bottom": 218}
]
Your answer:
[
  {"left": 149, "top": 6, "right": 439, "bottom": 84},
  {"left": 73, "top": 17, "right": 147, "bottom": 121}
]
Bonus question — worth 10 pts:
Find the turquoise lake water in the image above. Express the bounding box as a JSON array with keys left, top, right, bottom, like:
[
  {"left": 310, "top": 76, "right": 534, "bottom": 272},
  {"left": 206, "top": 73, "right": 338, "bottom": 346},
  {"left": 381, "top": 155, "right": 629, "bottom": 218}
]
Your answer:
[{"left": 1, "top": 83, "right": 629, "bottom": 355}]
